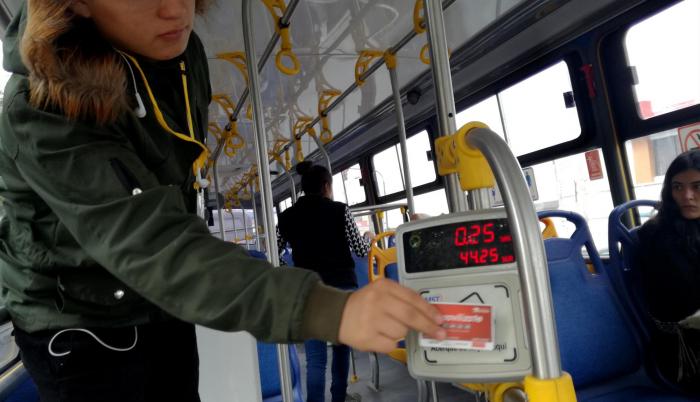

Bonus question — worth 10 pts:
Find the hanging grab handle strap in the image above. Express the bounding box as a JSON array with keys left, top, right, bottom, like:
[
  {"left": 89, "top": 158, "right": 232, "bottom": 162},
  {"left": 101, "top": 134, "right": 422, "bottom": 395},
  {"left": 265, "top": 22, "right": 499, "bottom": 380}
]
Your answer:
[
  {"left": 355, "top": 50, "right": 383, "bottom": 87},
  {"left": 318, "top": 89, "right": 341, "bottom": 144},
  {"left": 261, "top": 0, "right": 301, "bottom": 76}
]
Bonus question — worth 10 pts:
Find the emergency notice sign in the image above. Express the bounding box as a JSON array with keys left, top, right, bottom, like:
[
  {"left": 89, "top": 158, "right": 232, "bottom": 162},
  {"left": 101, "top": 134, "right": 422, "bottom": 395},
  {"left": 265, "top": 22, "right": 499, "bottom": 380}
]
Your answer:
[{"left": 420, "top": 303, "right": 495, "bottom": 351}]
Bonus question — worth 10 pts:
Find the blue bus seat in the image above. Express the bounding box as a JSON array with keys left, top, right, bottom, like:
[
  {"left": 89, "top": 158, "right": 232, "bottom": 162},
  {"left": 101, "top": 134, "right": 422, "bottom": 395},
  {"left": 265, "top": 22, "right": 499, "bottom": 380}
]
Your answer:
[
  {"left": 257, "top": 342, "right": 304, "bottom": 402},
  {"left": 606, "top": 199, "right": 659, "bottom": 343},
  {"left": 353, "top": 253, "right": 370, "bottom": 288},
  {"left": 248, "top": 250, "right": 268, "bottom": 260},
  {"left": 3, "top": 376, "right": 40, "bottom": 402},
  {"left": 538, "top": 210, "right": 694, "bottom": 402},
  {"left": 384, "top": 263, "right": 399, "bottom": 282}
]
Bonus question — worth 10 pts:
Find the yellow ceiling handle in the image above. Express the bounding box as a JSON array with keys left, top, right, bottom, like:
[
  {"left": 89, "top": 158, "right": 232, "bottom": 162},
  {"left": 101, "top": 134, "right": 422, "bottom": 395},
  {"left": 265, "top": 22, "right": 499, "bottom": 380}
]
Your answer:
[
  {"left": 268, "top": 150, "right": 284, "bottom": 167},
  {"left": 212, "top": 94, "right": 237, "bottom": 119},
  {"left": 355, "top": 50, "right": 383, "bottom": 86},
  {"left": 284, "top": 149, "right": 292, "bottom": 172},
  {"left": 294, "top": 116, "right": 315, "bottom": 139},
  {"left": 261, "top": 0, "right": 301, "bottom": 76},
  {"left": 383, "top": 51, "right": 398, "bottom": 70},
  {"left": 420, "top": 43, "right": 452, "bottom": 65},
  {"left": 413, "top": 0, "right": 426, "bottom": 34},
  {"left": 208, "top": 122, "right": 224, "bottom": 141},
  {"left": 223, "top": 121, "right": 245, "bottom": 157},
  {"left": 276, "top": 29, "right": 301, "bottom": 76},
  {"left": 294, "top": 138, "right": 304, "bottom": 162},
  {"left": 246, "top": 103, "right": 253, "bottom": 120},
  {"left": 217, "top": 52, "right": 249, "bottom": 84},
  {"left": 318, "top": 89, "right": 341, "bottom": 144}
]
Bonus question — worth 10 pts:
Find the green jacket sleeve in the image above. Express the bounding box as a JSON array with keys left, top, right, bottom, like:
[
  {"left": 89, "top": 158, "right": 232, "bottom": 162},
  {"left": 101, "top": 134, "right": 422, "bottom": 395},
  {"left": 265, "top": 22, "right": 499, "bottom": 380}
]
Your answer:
[{"left": 1, "top": 93, "right": 348, "bottom": 343}]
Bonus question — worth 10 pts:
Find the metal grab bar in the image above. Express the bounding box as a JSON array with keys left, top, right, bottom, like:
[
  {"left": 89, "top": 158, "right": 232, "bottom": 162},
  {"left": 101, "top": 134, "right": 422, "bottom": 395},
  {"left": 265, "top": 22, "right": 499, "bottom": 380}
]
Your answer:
[
  {"left": 349, "top": 202, "right": 409, "bottom": 217},
  {"left": 467, "top": 127, "right": 562, "bottom": 380}
]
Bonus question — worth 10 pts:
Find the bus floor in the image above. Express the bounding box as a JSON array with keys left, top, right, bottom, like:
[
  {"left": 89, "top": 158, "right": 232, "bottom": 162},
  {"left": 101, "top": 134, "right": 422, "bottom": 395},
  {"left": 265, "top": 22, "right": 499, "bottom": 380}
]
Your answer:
[{"left": 297, "top": 345, "right": 477, "bottom": 402}]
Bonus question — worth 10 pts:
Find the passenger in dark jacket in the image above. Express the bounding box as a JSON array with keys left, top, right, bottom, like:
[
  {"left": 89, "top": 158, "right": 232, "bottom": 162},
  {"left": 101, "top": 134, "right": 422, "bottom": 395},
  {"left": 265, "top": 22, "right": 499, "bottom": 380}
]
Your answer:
[
  {"left": 638, "top": 149, "right": 700, "bottom": 394},
  {"left": 277, "top": 162, "right": 371, "bottom": 402},
  {"left": 0, "top": 2, "right": 443, "bottom": 401}
]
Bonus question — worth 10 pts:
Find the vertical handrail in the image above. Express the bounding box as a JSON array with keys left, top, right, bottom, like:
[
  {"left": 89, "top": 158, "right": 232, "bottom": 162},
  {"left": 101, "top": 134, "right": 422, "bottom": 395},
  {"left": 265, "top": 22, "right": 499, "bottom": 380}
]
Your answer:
[
  {"left": 388, "top": 66, "right": 415, "bottom": 216},
  {"left": 286, "top": 171, "right": 297, "bottom": 204},
  {"left": 423, "top": 0, "right": 466, "bottom": 213},
  {"left": 468, "top": 127, "right": 562, "bottom": 379},
  {"left": 243, "top": 1, "right": 294, "bottom": 401},
  {"left": 229, "top": 208, "right": 237, "bottom": 243},
  {"left": 242, "top": 206, "right": 250, "bottom": 250},
  {"left": 213, "top": 163, "right": 226, "bottom": 241},
  {"left": 311, "top": 134, "right": 333, "bottom": 173},
  {"left": 250, "top": 183, "right": 261, "bottom": 251}
]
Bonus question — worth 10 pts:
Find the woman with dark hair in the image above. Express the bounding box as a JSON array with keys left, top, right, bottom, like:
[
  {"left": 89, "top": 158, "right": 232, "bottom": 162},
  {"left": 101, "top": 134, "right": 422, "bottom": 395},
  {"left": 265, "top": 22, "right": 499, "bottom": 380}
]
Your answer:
[
  {"left": 0, "top": 2, "right": 444, "bottom": 401},
  {"left": 277, "top": 161, "right": 372, "bottom": 402},
  {"left": 638, "top": 149, "right": 700, "bottom": 394}
]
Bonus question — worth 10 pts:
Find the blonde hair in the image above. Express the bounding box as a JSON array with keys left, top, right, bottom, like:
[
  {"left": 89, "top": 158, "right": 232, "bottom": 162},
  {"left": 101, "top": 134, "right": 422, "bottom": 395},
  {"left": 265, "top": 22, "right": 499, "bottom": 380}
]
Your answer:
[{"left": 21, "top": 0, "right": 210, "bottom": 125}]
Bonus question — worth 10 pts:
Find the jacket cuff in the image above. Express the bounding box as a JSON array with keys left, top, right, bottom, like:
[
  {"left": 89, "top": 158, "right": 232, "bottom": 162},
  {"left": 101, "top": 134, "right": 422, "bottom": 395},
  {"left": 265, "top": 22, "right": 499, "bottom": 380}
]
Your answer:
[{"left": 299, "top": 282, "right": 351, "bottom": 343}]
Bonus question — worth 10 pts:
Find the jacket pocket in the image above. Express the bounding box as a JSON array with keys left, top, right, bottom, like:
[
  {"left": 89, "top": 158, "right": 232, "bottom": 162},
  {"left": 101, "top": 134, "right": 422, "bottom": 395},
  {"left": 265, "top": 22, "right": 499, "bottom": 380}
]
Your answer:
[
  {"left": 56, "top": 269, "right": 146, "bottom": 316},
  {"left": 109, "top": 158, "right": 142, "bottom": 195}
]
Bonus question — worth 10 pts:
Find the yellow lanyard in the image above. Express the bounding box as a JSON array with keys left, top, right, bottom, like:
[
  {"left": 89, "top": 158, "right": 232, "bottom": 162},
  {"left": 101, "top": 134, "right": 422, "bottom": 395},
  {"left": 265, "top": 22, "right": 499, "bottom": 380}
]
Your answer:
[{"left": 117, "top": 51, "right": 210, "bottom": 186}]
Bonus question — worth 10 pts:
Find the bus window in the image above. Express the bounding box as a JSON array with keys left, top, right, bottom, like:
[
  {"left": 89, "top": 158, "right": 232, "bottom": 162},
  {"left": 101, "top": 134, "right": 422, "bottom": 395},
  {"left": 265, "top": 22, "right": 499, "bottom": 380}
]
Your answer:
[
  {"left": 625, "top": 0, "right": 700, "bottom": 119},
  {"left": 278, "top": 197, "right": 292, "bottom": 213},
  {"left": 455, "top": 96, "right": 505, "bottom": 137},
  {"left": 499, "top": 61, "right": 581, "bottom": 156},
  {"left": 625, "top": 126, "right": 688, "bottom": 201},
  {"left": 332, "top": 172, "right": 348, "bottom": 204},
  {"left": 455, "top": 61, "right": 581, "bottom": 157},
  {"left": 414, "top": 189, "right": 449, "bottom": 217},
  {"left": 353, "top": 215, "right": 372, "bottom": 238},
  {"left": 334, "top": 164, "right": 365, "bottom": 206},
  {"left": 373, "top": 145, "right": 404, "bottom": 197},
  {"left": 528, "top": 149, "right": 613, "bottom": 251},
  {"left": 372, "top": 131, "right": 437, "bottom": 198},
  {"left": 381, "top": 190, "right": 449, "bottom": 231},
  {"left": 405, "top": 131, "right": 437, "bottom": 188}
]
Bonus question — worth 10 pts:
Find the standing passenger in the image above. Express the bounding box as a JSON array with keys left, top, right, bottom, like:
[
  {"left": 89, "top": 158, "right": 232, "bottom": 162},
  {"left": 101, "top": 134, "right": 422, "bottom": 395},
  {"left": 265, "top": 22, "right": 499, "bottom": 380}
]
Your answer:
[
  {"left": 277, "top": 161, "right": 370, "bottom": 402},
  {"left": 0, "top": 2, "right": 445, "bottom": 401},
  {"left": 638, "top": 149, "right": 700, "bottom": 395}
]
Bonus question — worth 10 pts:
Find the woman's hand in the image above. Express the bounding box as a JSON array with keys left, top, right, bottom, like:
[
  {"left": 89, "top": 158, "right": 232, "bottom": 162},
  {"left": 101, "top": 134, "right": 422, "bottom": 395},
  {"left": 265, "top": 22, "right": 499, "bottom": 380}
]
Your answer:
[{"left": 337, "top": 278, "right": 445, "bottom": 353}]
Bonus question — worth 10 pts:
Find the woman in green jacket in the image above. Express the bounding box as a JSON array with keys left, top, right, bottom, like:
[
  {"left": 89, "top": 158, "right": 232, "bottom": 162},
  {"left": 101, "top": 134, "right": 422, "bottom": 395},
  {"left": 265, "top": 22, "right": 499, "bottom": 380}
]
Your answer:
[{"left": 0, "top": 1, "right": 444, "bottom": 401}]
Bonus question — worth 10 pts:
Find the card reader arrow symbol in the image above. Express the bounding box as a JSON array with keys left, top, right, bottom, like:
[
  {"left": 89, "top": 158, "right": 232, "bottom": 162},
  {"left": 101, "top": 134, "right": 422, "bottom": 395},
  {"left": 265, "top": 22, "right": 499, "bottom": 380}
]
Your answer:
[{"left": 460, "top": 292, "right": 485, "bottom": 304}]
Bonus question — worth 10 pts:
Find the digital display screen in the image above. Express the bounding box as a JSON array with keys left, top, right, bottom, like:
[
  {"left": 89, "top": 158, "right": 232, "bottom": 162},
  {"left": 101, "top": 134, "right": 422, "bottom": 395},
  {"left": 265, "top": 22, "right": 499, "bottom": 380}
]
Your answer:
[{"left": 403, "top": 218, "right": 516, "bottom": 273}]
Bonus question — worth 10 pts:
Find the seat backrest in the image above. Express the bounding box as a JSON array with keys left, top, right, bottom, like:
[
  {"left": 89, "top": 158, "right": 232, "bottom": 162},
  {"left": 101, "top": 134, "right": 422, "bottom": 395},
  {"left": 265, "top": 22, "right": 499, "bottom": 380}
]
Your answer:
[
  {"left": 538, "top": 210, "right": 642, "bottom": 388},
  {"left": 607, "top": 199, "right": 658, "bottom": 342},
  {"left": 384, "top": 263, "right": 399, "bottom": 282},
  {"left": 257, "top": 343, "right": 303, "bottom": 402},
  {"left": 353, "top": 253, "right": 370, "bottom": 288},
  {"left": 248, "top": 250, "right": 268, "bottom": 260}
]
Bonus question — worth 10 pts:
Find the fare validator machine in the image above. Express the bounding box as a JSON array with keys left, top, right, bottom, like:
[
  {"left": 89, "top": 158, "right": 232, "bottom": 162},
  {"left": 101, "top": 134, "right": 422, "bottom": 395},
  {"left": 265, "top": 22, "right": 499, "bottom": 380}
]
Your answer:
[
  {"left": 395, "top": 122, "right": 554, "bottom": 384},
  {"left": 397, "top": 209, "right": 532, "bottom": 382}
]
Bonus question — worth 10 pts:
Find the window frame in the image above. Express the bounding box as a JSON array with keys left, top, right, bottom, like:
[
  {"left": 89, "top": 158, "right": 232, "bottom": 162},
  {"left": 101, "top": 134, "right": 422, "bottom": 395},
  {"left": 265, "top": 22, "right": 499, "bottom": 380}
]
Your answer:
[{"left": 601, "top": 0, "right": 700, "bottom": 143}]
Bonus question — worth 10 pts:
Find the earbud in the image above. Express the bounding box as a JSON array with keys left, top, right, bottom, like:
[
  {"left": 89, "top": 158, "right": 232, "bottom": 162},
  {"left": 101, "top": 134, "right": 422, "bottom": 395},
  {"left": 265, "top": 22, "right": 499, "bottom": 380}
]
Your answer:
[
  {"left": 115, "top": 48, "right": 148, "bottom": 119},
  {"left": 134, "top": 92, "right": 147, "bottom": 119}
]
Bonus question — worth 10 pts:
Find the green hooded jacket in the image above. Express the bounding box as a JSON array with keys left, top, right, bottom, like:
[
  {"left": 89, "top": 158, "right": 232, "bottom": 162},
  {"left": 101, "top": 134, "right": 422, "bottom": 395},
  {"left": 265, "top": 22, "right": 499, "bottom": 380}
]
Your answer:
[{"left": 0, "top": 5, "right": 348, "bottom": 343}]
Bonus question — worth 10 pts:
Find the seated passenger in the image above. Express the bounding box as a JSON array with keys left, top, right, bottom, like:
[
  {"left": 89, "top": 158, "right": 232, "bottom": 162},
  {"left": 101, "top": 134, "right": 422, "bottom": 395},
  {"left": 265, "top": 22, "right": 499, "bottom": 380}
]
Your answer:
[
  {"left": 638, "top": 149, "right": 700, "bottom": 394},
  {"left": 277, "top": 161, "right": 371, "bottom": 402}
]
